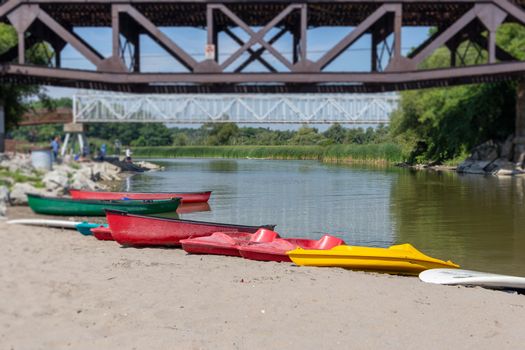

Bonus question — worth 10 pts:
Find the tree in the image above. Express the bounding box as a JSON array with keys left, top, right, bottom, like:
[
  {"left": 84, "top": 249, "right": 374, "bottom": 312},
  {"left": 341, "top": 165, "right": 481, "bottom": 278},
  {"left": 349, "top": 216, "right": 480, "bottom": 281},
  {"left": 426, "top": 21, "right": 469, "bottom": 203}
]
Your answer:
[
  {"left": 323, "top": 123, "right": 346, "bottom": 144},
  {"left": 390, "top": 24, "right": 525, "bottom": 163},
  {"left": 0, "top": 24, "right": 53, "bottom": 132},
  {"left": 288, "top": 126, "right": 327, "bottom": 145},
  {"left": 203, "top": 122, "right": 240, "bottom": 145}
]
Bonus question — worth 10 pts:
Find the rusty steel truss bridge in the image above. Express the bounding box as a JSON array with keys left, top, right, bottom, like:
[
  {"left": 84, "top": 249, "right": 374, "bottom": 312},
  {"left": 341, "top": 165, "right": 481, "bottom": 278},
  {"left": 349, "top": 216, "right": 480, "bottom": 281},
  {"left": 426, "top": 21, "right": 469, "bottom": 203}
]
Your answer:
[{"left": 1, "top": 0, "right": 525, "bottom": 93}]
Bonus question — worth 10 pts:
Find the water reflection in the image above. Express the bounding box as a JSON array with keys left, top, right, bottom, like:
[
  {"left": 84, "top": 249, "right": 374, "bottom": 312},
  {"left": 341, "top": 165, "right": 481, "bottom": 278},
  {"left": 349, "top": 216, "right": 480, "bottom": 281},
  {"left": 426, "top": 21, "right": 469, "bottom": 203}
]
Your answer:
[
  {"left": 128, "top": 158, "right": 525, "bottom": 275},
  {"left": 176, "top": 202, "right": 212, "bottom": 214},
  {"left": 390, "top": 170, "right": 525, "bottom": 275}
]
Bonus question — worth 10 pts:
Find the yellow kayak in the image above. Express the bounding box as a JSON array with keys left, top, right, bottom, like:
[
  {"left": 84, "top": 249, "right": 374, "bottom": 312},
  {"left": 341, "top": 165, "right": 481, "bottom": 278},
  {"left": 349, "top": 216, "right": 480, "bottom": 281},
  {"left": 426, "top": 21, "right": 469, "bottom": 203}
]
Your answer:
[{"left": 287, "top": 243, "right": 459, "bottom": 275}]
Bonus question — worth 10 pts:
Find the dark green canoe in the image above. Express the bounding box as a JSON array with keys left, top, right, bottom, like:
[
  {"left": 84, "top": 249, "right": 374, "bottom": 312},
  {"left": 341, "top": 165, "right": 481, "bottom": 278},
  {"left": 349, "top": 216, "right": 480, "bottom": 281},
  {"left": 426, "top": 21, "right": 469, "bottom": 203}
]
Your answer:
[{"left": 27, "top": 193, "right": 181, "bottom": 216}]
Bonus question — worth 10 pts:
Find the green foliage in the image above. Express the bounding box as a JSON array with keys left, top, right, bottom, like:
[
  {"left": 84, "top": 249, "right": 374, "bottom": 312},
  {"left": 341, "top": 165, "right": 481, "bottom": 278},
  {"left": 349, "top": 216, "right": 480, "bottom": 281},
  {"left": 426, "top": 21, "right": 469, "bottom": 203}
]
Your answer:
[
  {"left": 202, "top": 122, "right": 240, "bottom": 145},
  {"left": 86, "top": 123, "right": 172, "bottom": 146},
  {"left": 0, "top": 24, "right": 52, "bottom": 130},
  {"left": 391, "top": 83, "right": 515, "bottom": 163},
  {"left": 288, "top": 126, "right": 327, "bottom": 145},
  {"left": 391, "top": 23, "right": 525, "bottom": 163},
  {"left": 323, "top": 123, "right": 346, "bottom": 144},
  {"left": 0, "top": 167, "right": 43, "bottom": 189},
  {"left": 132, "top": 144, "right": 404, "bottom": 164},
  {"left": 11, "top": 124, "right": 62, "bottom": 143}
]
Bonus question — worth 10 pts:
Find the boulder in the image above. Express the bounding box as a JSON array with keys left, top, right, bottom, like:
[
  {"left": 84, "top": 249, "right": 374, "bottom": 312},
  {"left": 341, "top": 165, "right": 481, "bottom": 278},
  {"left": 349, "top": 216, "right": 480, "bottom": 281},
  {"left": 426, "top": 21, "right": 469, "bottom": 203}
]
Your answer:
[
  {"left": 70, "top": 171, "right": 107, "bottom": 191},
  {"left": 42, "top": 170, "right": 70, "bottom": 191},
  {"left": 92, "top": 162, "right": 121, "bottom": 181},
  {"left": 9, "top": 182, "right": 48, "bottom": 205},
  {"left": 468, "top": 140, "right": 499, "bottom": 162},
  {"left": 456, "top": 160, "right": 492, "bottom": 174},
  {"left": 136, "top": 161, "right": 163, "bottom": 171},
  {"left": 500, "top": 135, "right": 514, "bottom": 160}
]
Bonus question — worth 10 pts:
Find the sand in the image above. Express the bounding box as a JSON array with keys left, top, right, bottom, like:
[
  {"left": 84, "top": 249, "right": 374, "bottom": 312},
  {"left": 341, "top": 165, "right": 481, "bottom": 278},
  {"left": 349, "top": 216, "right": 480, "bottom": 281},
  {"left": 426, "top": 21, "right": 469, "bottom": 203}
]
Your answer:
[{"left": 1, "top": 208, "right": 524, "bottom": 350}]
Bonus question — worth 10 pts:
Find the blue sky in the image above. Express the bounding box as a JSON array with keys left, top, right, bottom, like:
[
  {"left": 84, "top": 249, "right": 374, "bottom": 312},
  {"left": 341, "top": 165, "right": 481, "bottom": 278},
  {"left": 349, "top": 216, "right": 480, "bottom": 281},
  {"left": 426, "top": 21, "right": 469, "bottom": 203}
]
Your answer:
[{"left": 47, "top": 26, "right": 430, "bottom": 98}]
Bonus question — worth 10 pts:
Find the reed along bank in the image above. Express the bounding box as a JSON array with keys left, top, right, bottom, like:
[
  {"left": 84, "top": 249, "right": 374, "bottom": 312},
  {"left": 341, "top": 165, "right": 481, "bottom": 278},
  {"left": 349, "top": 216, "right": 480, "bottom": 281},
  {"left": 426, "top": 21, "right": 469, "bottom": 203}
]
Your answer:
[{"left": 131, "top": 144, "right": 404, "bottom": 165}]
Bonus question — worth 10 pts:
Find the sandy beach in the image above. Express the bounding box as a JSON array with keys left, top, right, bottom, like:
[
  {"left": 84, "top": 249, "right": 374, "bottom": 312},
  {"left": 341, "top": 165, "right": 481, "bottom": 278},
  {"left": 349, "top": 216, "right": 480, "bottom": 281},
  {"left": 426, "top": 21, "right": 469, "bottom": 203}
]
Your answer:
[{"left": 1, "top": 208, "right": 524, "bottom": 350}]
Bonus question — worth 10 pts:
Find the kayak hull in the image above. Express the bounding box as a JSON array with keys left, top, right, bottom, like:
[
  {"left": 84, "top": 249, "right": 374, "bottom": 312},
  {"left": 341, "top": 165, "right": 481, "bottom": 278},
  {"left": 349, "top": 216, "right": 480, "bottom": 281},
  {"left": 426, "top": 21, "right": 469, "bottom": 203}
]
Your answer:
[
  {"left": 91, "top": 226, "right": 114, "bottom": 241},
  {"left": 181, "top": 232, "right": 252, "bottom": 257},
  {"left": 287, "top": 244, "right": 459, "bottom": 275},
  {"left": 239, "top": 235, "right": 345, "bottom": 262},
  {"left": 181, "top": 229, "right": 280, "bottom": 257},
  {"left": 70, "top": 189, "right": 211, "bottom": 203},
  {"left": 106, "top": 210, "right": 276, "bottom": 247},
  {"left": 27, "top": 194, "right": 181, "bottom": 216}
]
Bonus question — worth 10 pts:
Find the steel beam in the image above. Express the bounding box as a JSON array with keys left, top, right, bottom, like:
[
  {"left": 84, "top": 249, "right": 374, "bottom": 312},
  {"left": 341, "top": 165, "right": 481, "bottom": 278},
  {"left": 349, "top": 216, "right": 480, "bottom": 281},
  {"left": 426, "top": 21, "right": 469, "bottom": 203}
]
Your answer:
[
  {"left": 0, "top": 0, "right": 524, "bottom": 93},
  {"left": 2, "top": 61, "right": 525, "bottom": 93}
]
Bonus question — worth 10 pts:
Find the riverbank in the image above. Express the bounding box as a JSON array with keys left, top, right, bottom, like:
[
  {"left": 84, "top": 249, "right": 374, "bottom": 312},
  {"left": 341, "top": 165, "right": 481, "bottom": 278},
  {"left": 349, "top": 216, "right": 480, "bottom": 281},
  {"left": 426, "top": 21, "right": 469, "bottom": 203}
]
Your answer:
[
  {"left": 1, "top": 207, "right": 524, "bottom": 349},
  {"left": 132, "top": 144, "right": 404, "bottom": 165}
]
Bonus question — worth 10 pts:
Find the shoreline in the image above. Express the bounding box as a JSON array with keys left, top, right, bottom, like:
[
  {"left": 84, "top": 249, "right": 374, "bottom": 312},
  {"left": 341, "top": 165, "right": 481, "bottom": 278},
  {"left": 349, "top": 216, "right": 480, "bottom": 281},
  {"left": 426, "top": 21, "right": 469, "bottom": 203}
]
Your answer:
[{"left": 1, "top": 206, "right": 524, "bottom": 349}]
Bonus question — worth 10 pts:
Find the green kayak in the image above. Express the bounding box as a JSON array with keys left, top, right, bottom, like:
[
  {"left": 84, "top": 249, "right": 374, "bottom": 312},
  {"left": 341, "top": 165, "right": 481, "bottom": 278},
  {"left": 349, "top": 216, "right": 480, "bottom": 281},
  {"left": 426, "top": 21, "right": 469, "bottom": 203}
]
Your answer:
[{"left": 27, "top": 193, "right": 181, "bottom": 216}]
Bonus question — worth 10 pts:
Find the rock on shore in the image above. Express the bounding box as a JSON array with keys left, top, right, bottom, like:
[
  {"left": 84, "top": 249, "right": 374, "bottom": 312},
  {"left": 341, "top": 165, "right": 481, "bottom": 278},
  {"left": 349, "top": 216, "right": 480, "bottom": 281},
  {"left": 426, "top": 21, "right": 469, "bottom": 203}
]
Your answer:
[
  {"left": 0, "top": 153, "right": 129, "bottom": 213},
  {"left": 457, "top": 137, "right": 525, "bottom": 176}
]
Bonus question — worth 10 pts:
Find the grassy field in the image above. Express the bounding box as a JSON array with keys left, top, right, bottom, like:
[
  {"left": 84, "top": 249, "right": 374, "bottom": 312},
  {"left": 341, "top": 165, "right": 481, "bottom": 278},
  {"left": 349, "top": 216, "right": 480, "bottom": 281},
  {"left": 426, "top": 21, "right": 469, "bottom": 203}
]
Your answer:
[{"left": 132, "top": 144, "right": 404, "bottom": 164}]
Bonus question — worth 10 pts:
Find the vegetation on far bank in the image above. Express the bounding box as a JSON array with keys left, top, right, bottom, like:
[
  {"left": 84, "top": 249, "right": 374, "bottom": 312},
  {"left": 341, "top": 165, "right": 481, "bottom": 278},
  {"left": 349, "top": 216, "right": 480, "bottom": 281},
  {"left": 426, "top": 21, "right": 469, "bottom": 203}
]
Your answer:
[{"left": 132, "top": 144, "right": 404, "bottom": 164}]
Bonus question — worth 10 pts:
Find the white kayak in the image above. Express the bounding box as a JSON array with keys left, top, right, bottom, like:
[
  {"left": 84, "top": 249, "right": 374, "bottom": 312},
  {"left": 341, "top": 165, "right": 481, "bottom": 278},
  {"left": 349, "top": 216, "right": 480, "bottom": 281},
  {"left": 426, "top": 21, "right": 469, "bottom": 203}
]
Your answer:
[
  {"left": 420, "top": 268, "right": 525, "bottom": 290},
  {"left": 7, "top": 219, "right": 82, "bottom": 229}
]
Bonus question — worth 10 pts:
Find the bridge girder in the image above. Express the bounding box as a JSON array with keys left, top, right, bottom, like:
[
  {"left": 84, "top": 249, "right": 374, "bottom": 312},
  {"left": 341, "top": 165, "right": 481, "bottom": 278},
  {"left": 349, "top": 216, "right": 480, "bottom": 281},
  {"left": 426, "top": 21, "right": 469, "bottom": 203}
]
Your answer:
[
  {"left": 73, "top": 93, "right": 399, "bottom": 124},
  {"left": 0, "top": 0, "right": 524, "bottom": 93}
]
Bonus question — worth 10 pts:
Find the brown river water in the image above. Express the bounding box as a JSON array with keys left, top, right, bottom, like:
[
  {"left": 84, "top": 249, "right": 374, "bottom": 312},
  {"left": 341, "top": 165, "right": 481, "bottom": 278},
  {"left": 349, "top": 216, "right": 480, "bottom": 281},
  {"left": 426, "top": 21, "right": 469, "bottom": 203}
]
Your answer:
[{"left": 127, "top": 158, "right": 525, "bottom": 276}]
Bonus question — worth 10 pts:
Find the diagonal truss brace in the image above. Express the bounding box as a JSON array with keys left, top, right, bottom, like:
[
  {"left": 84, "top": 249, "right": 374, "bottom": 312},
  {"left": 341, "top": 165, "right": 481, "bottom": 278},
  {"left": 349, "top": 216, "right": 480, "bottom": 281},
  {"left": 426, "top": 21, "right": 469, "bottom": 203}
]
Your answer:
[
  {"left": 211, "top": 4, "right": 301, "bottom": 71},
  {"left": 315, "top": 4, "right": 400, "bottom": 70},
  {"left": 113, "top": 4, "right": 198, "bottom": 71}
]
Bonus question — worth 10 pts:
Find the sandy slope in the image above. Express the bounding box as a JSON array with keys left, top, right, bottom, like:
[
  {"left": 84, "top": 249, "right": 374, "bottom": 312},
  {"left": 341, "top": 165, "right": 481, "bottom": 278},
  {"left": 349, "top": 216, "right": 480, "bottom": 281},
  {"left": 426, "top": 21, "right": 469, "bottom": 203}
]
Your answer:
[{"left": 0, "top": 211, "right": 524, "bottom": 350}]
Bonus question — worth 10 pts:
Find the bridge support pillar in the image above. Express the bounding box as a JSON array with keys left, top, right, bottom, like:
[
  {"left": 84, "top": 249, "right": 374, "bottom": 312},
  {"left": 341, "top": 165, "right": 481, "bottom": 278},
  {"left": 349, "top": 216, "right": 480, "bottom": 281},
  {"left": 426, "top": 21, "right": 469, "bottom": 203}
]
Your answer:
[
  {"left": 515, "top": 80, "right": 525, "bottom": 166},
  {"left": 0, "top": 103, "right": 4, "bottom": 153},
  {"left": 61, "top": 123, "right": 88, "bottom": 157}
]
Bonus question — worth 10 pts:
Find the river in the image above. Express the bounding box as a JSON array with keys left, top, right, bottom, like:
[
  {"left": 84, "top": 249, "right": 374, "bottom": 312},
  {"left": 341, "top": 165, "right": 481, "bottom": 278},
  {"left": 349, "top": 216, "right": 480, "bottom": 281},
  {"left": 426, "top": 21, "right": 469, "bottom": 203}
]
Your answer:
[{"left": 125, "top": 158, "right": 525, "bottom": 276}]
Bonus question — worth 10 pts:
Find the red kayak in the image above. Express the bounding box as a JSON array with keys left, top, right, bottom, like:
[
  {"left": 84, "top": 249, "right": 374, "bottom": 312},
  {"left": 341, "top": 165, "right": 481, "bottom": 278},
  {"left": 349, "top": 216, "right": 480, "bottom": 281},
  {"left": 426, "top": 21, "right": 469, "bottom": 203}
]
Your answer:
[
  {"left": 69, "top": 189, "right": 212, "bottom": 203},
  {"left": 238, "top": 235, "right": 345, "bottom": 262},
  {"left": 91, "top": 226, "right": 113, "bottom": 241},
  {"left": 180, "top": 228, "right": 280, "bottom": 257},
  {"left": 106, "top": 210, "right": 276, "bottom": 247}
]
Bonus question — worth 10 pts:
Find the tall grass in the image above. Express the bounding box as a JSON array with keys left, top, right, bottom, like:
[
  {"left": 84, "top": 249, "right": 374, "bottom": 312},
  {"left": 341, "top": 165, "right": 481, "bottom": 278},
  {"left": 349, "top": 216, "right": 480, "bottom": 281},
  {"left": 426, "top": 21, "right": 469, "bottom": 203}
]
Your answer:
[{"left": 133, "top": 144, "right": 404, "bottom": 164}]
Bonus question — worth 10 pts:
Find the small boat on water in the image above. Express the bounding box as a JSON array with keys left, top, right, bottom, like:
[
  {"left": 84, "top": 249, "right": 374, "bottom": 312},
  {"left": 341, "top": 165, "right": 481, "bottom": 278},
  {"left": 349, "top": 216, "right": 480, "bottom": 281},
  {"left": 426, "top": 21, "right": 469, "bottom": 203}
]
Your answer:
[
  {"left": 106, "top": 210, "right": 276, "bottom": 247},
  {"left": 287, "top": 244, "right": 459, "bottom": 275},
  {"left": 27, "top": 194, "right": 181, "bottom": 216},
  {"left": 91, "top": 226, "right": 114, "bottom": 241},
  {"left": 69, "top": 189, "right": 212, "bottom": 203},
  {"left": 180, "top": 228, "right": 280, "bottom": 257},
  {"left": 239, "top": 235, "right": 346, "bottom": 262}
]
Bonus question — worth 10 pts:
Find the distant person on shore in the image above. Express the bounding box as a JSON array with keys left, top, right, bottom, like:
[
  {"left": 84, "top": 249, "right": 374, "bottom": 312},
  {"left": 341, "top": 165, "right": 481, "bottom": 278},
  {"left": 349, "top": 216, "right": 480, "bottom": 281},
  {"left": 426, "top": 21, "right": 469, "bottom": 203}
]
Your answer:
[
  {"left": 50, "top": 136, "right": 60, "bottom": 161},
  {"left": 125, "top": 147, "right": 132, "bottom": 162},
  {"left": 114, "top": 139, "right": 121, "bottom": 157},
  {"left": 100, "top": 143, "right": 107, "bottom": 161}
]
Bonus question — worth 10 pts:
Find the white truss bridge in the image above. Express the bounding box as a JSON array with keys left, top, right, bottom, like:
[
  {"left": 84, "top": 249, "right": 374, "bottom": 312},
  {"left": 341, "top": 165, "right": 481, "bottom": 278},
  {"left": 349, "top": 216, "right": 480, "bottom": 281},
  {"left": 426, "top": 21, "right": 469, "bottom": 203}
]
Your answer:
[{"left": 73, "top": 93, "right": 399, "bottom": 124}]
